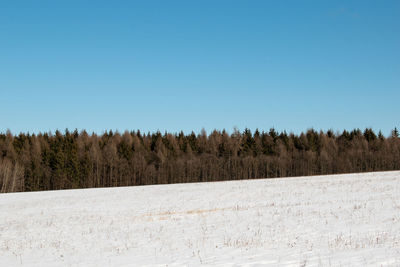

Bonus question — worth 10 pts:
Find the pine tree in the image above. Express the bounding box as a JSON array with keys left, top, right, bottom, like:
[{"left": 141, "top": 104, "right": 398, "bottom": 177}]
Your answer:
[{"left": 392, "top": 127, "right": 399, "bottom": 138}]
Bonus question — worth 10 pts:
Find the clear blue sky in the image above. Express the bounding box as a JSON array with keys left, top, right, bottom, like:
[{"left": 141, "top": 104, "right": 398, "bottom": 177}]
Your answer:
[{"left": 1, "top": 0, "right": 399, "bottom": 135}]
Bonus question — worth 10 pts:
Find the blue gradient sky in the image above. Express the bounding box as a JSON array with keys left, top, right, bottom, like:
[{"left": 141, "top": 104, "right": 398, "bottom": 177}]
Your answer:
[{"left": 1, "top": 1, "right": 399, "bottom": 135}]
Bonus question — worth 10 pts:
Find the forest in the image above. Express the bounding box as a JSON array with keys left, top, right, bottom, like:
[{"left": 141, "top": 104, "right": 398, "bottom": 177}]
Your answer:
[{"left": 0, "top": 127, "right": 399, "bottom": 193}]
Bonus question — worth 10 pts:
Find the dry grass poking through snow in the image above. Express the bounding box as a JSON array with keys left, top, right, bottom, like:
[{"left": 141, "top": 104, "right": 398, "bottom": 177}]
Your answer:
[{"left": 1, "top": 171, "right": 400, "bottom": 266}]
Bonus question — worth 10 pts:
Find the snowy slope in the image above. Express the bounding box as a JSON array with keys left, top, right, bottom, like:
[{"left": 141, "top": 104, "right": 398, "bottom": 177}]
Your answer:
[{"left": 1, "top": 171, "right": 400, "bottom": 266}]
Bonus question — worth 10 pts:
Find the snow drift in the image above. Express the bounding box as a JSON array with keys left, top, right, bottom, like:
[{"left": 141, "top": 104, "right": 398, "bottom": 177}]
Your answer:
[{"left": 1, "top": 171, "right": 400, "bottom": 266}]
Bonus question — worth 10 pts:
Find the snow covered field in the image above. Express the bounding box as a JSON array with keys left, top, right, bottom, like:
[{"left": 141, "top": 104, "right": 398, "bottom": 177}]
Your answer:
[{"left": 1, "top": 171, "right": 400, "bottom": 266}]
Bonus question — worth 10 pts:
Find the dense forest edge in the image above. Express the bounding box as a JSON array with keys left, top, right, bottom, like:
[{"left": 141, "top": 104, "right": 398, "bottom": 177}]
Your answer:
[{"left": 0, "top": 127, "right": 399, "bottom": 193}]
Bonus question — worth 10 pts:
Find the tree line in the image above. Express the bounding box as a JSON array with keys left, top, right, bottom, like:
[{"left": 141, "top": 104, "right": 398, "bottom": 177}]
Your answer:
[{"left": 0, "top": 127, "right": 399, "bottom": 193}]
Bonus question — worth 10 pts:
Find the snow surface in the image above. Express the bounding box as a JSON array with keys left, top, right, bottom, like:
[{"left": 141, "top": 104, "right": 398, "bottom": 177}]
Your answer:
[{"left": 1, "top": 171, "right": 400, "bottom": 266}]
